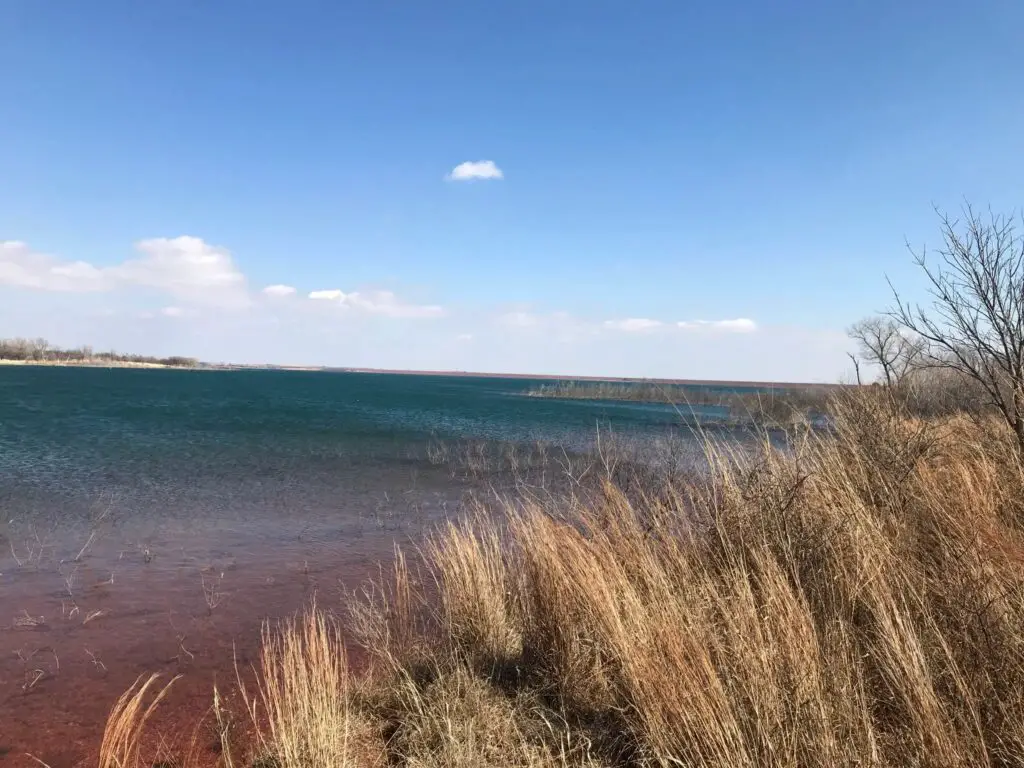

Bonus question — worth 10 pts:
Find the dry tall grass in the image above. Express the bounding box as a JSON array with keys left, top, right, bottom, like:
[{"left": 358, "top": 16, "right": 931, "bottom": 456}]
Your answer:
[
  {"left": 97, "top": 674, "right": 179, "bottom": 768},
  {"left": 99, "top": 390, "right": 1024, "bottom": 767},
  {"left": 241, "top": 608, "right": 383, "bottom": 768}
]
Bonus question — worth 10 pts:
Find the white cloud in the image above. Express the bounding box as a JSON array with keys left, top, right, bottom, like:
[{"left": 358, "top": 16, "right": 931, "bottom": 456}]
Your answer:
[
  {"left": 497, "top": 311, "right": 540, "bottom": 328},
  {"left": 717, "top": 319, "right": 758, "bottom": 332},
  {"left": 1, "top": 237, "right": 249, "bottom": 308},
  {"left": 601, "top": 317, "right": 757, "bottom": 334},
  {"left": 345, "top": 291, "right": 445, "bottom": 318},
  {"left": 0, "top": 241, "right": 109, "bottom": 292},
  {"left": 603, "top": 318, "right": 663, "bottom": 332},
  {"left": 263, "top": 284, "right": 296, "bottom": 297},
  {"left": 140, "top": 306, "right": 196, "bottom": 320},
  {"left": 308, "top": 289, "right": 444, "bottom": 318},
  {"left": 446, "top": 160, "right": 504, "bottom": 181},
  {"left": 110, "top": 237, "right": 249, "bottom": 308},
  {"left": 2, "top": 240, "right": 809, "bottom": 378},
  {"left": 309, "top": 289, "right": 344, "bottom": 301},
  {"left": 493, "top": 309, "right": 600, "bottom": 346},
  {"left": 498, "top": 311, "right": 754, "bottom": 337},
  {"left": 2, "top": 239, "right": 445, "bottom": 322},
  {"left": 678, "top": 318, "right": 758, "bottom": 333}
]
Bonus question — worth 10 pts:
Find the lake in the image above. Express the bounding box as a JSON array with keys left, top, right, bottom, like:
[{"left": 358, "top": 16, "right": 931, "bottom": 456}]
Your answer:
[
  {"left": 0, "top": 366, "right": 738, "bottom": 531},
  {"left": 1, "top": 367, "right": 755, "bottom": 765}
]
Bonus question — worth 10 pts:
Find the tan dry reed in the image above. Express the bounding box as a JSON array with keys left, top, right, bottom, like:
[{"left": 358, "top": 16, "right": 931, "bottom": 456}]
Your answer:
[{"left": 97, "top": 390, "right": 1024, "bottom": 767}]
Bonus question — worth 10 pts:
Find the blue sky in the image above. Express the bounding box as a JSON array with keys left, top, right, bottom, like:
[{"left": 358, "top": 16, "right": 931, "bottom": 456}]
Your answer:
[{"left": 3, "top": 1, "right": 1023, "bottom": 381}]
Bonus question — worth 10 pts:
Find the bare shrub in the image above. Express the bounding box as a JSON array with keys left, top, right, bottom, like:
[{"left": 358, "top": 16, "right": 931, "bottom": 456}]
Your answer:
[{"left": 889, "top": 205, "right": 1024, "bottom": 452}]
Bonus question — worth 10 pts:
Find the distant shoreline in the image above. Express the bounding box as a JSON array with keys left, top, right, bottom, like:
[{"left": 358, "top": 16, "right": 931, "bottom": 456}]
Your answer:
[
  {"left": 246, "top": 365, "right": 840, "bottom": 389},
  {"left": 329, "top": 367, "right": 841, "bottom": 389},
  {"left": 0, "top": 358, "right": 172, "bottom": 369},
  {"left": 1, "top": 357, "right": 839, "bottom": 388}
]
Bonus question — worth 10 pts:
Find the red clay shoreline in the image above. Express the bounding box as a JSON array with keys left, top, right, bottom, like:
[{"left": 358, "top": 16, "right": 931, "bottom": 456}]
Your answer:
[{"left": 0, "top": 467, "right": 471, "bottom": 767}]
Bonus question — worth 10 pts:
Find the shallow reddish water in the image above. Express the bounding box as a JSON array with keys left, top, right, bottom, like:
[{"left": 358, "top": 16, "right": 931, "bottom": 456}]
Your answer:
[{"left": 0, "top": 479, "right": 466, "bottom": 767}]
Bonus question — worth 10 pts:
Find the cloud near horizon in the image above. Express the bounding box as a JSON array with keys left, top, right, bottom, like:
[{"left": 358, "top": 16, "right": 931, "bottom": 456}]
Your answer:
[
  {"left": 307, "top": 288, "right": 445, "bottom": 318},
  {"left": 0, "top": 240, "right": 852, "bottom": 380},
  {"left": 0, "top": 241, "right": 107, "bottom": 292},
  {"left": 113, "top": 237, "right": 249, "bottom": 307},
  {"left": 262, "top": 284, "right": 296, "bottom": 297},
  {"left": 309, "top": 289, "right": 344, "bottom": 301},
  {"left": 678, "top": 318, "right": 758, "bottom": 333},
  {"left": 1, "top": 239, "right": 443, "bottom": 320},
  {"left": 497, "top": 310, "right": 541, "bottom": 328},
  {"left": 598, "top": 316, "right": 760, "bottom": 334},
  {"left": 1, "top": 237, "right": 250, "bottom": 308},
  {"left": 603, "top": 318, "right": 663, "bottom": 332},
  {"left": 446, "top": 160, "right": 504, "bottom": 181},
  {"left": 499, "top": 311, "right": 759, "bottom": 337}
]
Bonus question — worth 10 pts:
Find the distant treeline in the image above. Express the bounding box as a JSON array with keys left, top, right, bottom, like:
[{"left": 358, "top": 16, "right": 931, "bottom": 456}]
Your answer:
[
  {"left": 0, "top": 337, "right": 198, "bottom": 368},
  {"left": 529, "top": 380, "right": 837, "bottom": 426}
]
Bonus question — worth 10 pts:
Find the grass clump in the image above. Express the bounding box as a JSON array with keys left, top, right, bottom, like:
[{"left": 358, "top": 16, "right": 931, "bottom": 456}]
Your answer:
[
  {"left": 98, "top": 674, "right": 180, "bottom": 768},
  {"left": 98, "top": 389, "right": 1024, "bottom": 766},
  {"left": 247, "top": 609, "right": 384, "bottom": 768}
]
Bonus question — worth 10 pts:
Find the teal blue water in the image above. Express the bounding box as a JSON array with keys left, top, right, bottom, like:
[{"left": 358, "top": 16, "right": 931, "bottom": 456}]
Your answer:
[
  {"left": 0, "top": 367, "right": 729, "bottom": 529},
  {"left": 0, "top": 367, "right": 758, "bottom": 761}
]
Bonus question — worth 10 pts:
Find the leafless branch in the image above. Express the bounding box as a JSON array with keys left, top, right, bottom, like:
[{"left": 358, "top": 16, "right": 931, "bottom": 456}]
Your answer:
[{"left": 882, "top": 204, "right": 1024, "bottom": 451}]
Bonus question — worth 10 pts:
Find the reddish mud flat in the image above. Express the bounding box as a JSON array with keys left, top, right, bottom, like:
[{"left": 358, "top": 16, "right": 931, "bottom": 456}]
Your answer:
[{"left": 0, "top": 491, "right": 462, "bottom": 768}]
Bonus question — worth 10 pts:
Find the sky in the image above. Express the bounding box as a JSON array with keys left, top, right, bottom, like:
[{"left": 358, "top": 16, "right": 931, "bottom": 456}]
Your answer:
[{"left": 2, "top": 1, "right": 1023, "bottom": 382}]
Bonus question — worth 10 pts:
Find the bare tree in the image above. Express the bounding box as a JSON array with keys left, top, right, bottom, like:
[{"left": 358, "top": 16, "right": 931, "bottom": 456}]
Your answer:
[
  {"left": 848, "top": 316, "right": 924, "bottom": 388},
  {"left": 890, "top": 204, "right": 1024, "bottom": 453},
  {"left": 0, "top": 337, "right": 196, "bottom": 367},
  {"left": 30, "top": 337, "right": 49, "bottom": 361},
  {"left": 0, "top": 337, "right": 31, "bottom": 360}
]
